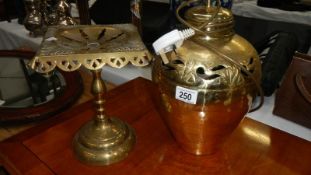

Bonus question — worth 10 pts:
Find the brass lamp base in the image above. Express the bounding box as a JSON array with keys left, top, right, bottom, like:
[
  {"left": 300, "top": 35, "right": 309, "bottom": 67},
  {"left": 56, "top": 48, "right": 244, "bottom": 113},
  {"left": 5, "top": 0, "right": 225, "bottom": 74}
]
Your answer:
[{"left": 73, "top": 117, "right": 135, "bottom": 165}]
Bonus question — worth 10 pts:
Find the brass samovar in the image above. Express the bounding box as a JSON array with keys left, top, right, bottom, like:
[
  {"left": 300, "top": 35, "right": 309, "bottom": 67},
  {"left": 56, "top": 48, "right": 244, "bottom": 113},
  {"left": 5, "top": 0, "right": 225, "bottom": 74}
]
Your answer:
[{"left": 152, "top": 0, "right": 263, "bottom": 155}]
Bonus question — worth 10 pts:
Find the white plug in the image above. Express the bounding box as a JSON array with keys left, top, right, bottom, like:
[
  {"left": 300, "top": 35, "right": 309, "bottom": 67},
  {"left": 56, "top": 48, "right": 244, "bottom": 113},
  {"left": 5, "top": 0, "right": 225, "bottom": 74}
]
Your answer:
[{"left": 152, "top": 28, "right": 195, "bottom": 64}]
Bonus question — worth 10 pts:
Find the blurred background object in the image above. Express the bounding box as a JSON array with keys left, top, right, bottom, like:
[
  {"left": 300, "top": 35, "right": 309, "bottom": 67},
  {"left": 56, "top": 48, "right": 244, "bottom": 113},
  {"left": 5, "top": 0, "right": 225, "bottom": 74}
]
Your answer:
[
  {"left": 24, "top": 0, "right": 76, "bottom": 36},
  {"left": 257, "top": 0, "right": 311, "bottom": 11},
  {"left": 0, "top": 50, "right": 83, "bottom": 124}
]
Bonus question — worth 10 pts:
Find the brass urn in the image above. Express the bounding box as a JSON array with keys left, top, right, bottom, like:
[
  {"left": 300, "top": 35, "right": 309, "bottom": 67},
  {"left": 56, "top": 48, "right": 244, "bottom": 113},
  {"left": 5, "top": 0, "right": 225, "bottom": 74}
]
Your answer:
[{"left": 152, "top": 0, "right": 262, "bottom": 155}]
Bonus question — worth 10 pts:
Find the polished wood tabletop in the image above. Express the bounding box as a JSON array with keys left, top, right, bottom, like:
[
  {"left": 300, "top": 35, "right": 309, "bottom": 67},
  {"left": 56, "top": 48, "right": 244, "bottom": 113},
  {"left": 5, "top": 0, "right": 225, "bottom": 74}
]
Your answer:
[{"left": 0, "top": 78, "right": 311, "bottom": 175}]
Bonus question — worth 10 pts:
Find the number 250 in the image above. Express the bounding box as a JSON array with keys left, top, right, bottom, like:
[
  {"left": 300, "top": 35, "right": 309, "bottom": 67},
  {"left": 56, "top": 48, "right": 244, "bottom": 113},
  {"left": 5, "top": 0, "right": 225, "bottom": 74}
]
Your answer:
[{"left": 179, "top": 91, "right": 192, "bottom": 100}]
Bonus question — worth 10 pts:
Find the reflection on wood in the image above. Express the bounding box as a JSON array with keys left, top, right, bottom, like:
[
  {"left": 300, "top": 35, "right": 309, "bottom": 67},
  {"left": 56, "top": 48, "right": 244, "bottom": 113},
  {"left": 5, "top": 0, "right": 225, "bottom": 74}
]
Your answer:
[{"left": 0, "top": 69, "right": 115, "bottom": 141}]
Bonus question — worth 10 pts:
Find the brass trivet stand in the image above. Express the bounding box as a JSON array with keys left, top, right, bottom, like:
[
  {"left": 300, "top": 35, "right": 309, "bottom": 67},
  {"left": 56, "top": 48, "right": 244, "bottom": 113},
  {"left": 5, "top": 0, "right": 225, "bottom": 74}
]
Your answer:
[{"left": 30, "top": 24, "right": 151, "bottom": 165}]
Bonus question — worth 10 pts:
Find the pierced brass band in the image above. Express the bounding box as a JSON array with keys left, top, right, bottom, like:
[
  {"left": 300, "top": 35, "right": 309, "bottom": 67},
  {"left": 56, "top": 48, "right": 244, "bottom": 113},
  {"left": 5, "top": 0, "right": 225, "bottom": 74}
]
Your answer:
[{"left": 30, "top": 52, "right": 150, "bottom": 73}]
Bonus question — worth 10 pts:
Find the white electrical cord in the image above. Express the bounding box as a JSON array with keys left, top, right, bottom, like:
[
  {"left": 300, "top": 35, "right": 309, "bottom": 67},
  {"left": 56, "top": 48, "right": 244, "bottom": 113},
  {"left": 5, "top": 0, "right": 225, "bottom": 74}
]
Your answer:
[{"left": 152, "top": 28, "right": 195, "bottom": 64}]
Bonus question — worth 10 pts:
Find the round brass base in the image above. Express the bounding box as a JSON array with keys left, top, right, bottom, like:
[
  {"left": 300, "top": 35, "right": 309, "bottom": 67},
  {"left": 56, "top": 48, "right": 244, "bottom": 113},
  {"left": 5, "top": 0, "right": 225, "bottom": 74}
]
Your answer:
[{"left": 73, "top": 117, "right": 135, "bottom": 165}]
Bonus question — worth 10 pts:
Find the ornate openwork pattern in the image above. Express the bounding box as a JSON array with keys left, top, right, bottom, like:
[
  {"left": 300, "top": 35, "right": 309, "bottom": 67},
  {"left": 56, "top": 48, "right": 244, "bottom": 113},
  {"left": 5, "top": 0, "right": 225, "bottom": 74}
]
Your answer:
[
  {"left": 158, "top": 37, "right": 261, "bottom": 90},
  {"left": 30, "top": 53, "right": 150, "bottom": 73},
  {"left": 30, "top": 25, "right": 151, "bottom": 73},
  {"left": 30, "top": 58, "right": 57, "bottom": 73},
  {"left": 57, "top": 59, "right": 81, "bottom": 71},
  {"left": 130, "top": 56, "right": 150, "bottom": 67},
  {"left": 83, "top": 58, "right": 107, "bottom": 70}
]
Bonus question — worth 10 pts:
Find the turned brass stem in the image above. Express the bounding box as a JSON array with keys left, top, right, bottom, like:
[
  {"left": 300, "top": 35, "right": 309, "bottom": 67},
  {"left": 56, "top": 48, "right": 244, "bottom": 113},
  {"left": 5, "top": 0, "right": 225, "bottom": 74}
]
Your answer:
[
  {"left": 91, "top": 70, "right": 108, "bottom": 123},
  {"left": 73, "top": 69, "right": 136, "bottom": 165}
]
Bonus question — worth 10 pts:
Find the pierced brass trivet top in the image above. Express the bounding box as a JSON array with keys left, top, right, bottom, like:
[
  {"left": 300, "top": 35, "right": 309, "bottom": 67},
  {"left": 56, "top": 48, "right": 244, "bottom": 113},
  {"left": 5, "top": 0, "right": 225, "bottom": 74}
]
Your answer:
[{"left": 30, "top": 24, "right": 151, "bottom": 73}]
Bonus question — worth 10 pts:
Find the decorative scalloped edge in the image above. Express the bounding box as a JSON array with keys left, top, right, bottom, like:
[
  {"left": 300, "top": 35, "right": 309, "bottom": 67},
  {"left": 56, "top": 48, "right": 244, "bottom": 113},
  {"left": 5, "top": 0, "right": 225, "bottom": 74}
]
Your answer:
[{"left": 30, "top": 52, "right": 151, "bottom": 73}]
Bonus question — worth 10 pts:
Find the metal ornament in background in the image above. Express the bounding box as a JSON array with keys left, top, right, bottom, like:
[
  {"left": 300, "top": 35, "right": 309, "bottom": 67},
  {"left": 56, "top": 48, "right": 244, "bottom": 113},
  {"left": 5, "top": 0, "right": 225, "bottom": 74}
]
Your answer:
[
  {"left": 54, "top": 0, "right": 76, "bottom": 25},
  {"left": 30, "top": 24, "right": 151, "bottom": 165},
  {"left": 152, "top": 0, "right": 263, "bottom": 155},
  {"left": 24, "top": 0, "right": 76, "bottom": 37},
  {"left": 24, "top": 0, "right": 45, "bottom": 36},
  {"left": 130, "top": 0, "right": 142, "bottom": 34}
]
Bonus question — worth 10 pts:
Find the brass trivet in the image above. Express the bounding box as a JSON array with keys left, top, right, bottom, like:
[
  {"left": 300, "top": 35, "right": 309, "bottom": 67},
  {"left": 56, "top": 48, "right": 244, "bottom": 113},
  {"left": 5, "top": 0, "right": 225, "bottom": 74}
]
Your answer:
[{"left": 30, "top": 24, "right": 151, "bottom": 165}]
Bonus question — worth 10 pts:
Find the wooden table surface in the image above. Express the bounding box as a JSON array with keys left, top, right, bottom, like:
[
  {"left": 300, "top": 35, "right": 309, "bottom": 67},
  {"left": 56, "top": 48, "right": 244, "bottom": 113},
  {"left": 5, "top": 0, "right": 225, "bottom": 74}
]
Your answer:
[{"left": 0, "top": 78, "right": 311, "bottom": 175}]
